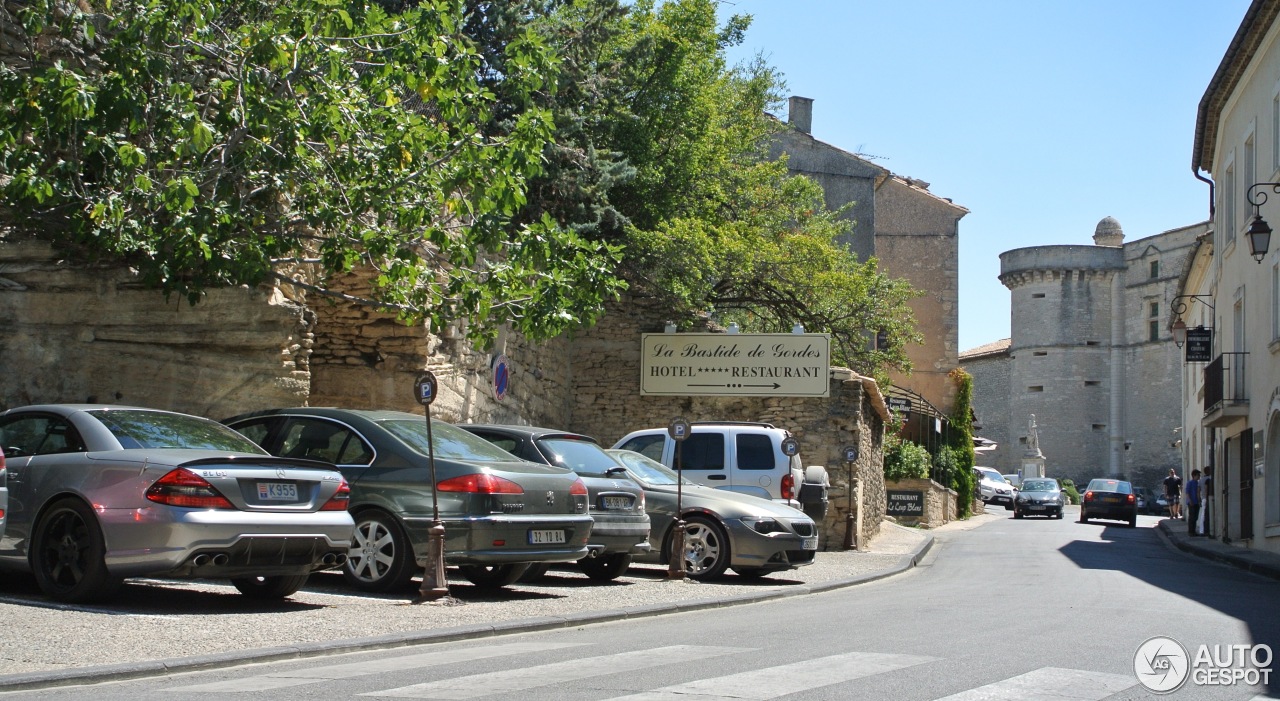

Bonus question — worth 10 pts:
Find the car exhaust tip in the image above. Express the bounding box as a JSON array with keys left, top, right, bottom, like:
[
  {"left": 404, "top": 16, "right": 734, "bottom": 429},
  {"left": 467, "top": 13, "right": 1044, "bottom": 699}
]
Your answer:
[
  {"left": 192, "top": 554, "right": 211, "bottom": 567},
  {"left": 211, "top": 553, "right": 230, "bottom": 566},
  {"left": 333, "top": 553, "right": 347, "bottom": 566}
]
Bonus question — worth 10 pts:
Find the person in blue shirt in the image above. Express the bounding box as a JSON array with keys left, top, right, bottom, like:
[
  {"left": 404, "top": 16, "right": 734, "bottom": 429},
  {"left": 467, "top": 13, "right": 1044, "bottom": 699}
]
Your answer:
[{"left": 1185, "top": 469, "right": 1202, "bottom": 536}]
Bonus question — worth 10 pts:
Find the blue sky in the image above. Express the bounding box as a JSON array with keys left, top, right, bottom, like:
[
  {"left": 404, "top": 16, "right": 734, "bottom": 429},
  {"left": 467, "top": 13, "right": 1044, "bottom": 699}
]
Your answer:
[{"left": 717, "top": 1, "right": 1251, "bottom": 352}]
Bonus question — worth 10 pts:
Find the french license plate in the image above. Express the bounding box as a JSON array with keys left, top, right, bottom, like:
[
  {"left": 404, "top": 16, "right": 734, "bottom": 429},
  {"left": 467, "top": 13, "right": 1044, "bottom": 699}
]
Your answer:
[
  {"left": 601, "top": 496, "right": 630, "bottom": 510},
  {"left": 1029, "top": 505, "right": 1045, "bottom": 510},
  {"left": 801, "top": 536, "right": 818, "bottom": 550},
  {"left": 258, "top": 482, "right": 297, "bottom": 501},
  {"left": 529, "top": 529, "right": 566, "bottom": 545}
]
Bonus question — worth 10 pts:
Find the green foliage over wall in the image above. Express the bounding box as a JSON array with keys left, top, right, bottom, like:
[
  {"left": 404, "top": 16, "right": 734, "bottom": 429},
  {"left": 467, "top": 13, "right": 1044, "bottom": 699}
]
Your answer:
[
  {"left": 884, "top": 439, "right": 931, "bottom": 482},
  {"left": 948, "top": 368, "right": 976, "bottom": 518}
]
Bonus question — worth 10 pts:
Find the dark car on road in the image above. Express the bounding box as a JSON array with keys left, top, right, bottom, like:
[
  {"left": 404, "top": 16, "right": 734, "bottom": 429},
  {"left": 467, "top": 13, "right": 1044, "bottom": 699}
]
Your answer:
[
  {"left": 0, "top": 405, "right": 354, "bottom": 603},
  {"left": 1013, "top": 477, "right": 1066, "bottom": 519},
  {"left": 1079, "top": 478, "right": 1138, "bottom": 527},
  {"left": 607, "top": 448, "right": 817, "bottom": 580},
  {"left": 224, "top": 409, "right": 595, "bottom": 591},
  {"left": 460, "top": 425, "right": 651, "bottom": 581}
]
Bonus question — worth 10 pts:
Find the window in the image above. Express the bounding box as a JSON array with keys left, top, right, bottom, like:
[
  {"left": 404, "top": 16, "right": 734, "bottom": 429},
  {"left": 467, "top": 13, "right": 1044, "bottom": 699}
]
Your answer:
[
  {"left": 1148, "top": 299, "right": 1160, "bottom": 343},
  {"left": 1274, "top": 90, "right": 1280, "bottom": 171},
  {"left": 1092, "top": 424, "right": 1106, "bottom": 431},
  {"left": 280, "top": 419, "right": 373, "bottom": 465},
  {"left": 1028, "top": 385, "right": 1044, "bottom": 392},
  {"left": 618, "top": 433, "right": 666, "bottom": 461},
  {"left": 1150, "top": 260, "right": 1159, "bottom": 279},
  {"left": 0, "top": 415, "right": 86, "bottom": 457},
  {"left": 1032, "top": 293, "right": 1046, "bottom": 299},
  {"left": 1246, "top": 133, "right": 1257, "bottom": 205},
  {"left": 1086, "top": 341, "right": 1100, "bottom": 346},
  {"left": 676, "top": 433, "right": 725, "bottom": 471},
  {"left": 736, "top": 434, "right": 776, "bottom": 470},
  {"left": 1273, "top": 263, "right": 1279, "bottom": 342},
  {"left": 1085, "top": 380, "right": 1101, "bottom": 387},
  {"left": 1033, "top": 351, "right": 1047, "bottom": 356},
  {"left": 1225, "top": 162, "right": 1237, "bottom": 244}
]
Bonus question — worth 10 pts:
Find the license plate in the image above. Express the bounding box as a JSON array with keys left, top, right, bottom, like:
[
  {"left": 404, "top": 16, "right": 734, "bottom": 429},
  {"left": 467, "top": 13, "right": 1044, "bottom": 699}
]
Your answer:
[
  {"left": 258, "top": 482, "right": 298, "bottom": 501},
  {"left": 1029, "top": 505, "right": 1045, "bottom": 510},
  {"left": 529, "top": 529, "right": 566, "bottom": 544},
  {"left": 601, "top": 496, "right": 630, "bottom": 510},
  {"left": 801, "top": 536, "right": 818, "bottom": 550}
]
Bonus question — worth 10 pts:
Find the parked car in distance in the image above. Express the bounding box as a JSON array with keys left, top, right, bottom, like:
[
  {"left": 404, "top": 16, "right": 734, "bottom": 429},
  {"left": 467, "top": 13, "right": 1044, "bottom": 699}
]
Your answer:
[
  {"left": 459, "top": 425, "right": 651, "bottom": 581},
  {"left": 1079, "top": 478, "right": 1138, "bottom": 527},
  {"left": 612, "top": 422, "right": 830, "bottom": 520},
  {"left": 0, "top": 405, "right": 354, "bottom": 603},
  {"left": 974, "top": 466, "right": 1015, "bottom": 510},
  {"left": 1132, "top": 486, "right": 1160, "bottom": 514},
  {"left": 606, "top": 449, "right": 818, "bottom": 580},
  {"left": 1002, "top": 473, "right": 1022, "bottom": 489},
  {"left": 224, "top": 409, "right": 594, "bottom": 591},
  {"left": 0, "top": 448, "right": 7, "bottom": 545},
  {"left": 1013, "top": 478, "right": 1065, "bottom": 519}
]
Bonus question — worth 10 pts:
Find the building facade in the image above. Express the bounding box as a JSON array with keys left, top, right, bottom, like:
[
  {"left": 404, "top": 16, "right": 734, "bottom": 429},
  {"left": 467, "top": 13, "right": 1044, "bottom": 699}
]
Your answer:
[
  {"left": 771, "top": 97, "right": 968, "bottom": 420},
  {"left": 1187, "top": 0, "right": 1280, "bottom": 554},
  {"left": 962, "top": 218, "right": 1203, "bottom": 491}
]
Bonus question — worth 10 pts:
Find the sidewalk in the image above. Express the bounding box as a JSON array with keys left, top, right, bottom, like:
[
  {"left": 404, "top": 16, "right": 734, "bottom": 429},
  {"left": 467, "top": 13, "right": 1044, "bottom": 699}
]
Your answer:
[
  {"left": 1156, "top": 518, "right": 1280, "bottom": 581},
  {"left": 0, "top": 520, "right": 940, "bottom": 691}
]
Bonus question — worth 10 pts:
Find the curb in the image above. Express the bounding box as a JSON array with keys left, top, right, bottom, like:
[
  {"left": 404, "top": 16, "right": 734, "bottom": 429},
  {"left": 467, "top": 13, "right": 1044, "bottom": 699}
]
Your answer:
[
  {"left": 1156, "top": 520, "right": 1280, "bottom": 581},
  {"left": 0, "top": 533, "right": 935, "bottom": 692}
]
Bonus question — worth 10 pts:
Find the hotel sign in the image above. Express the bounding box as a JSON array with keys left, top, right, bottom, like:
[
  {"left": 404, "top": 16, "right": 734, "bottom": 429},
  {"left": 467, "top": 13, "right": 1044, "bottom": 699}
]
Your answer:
[
  {"left": 1184, "top": 327, "right": 1213, "bottom": 363},
  {"left": 640, "top": 333, "right": 831, "bottom": 397}
]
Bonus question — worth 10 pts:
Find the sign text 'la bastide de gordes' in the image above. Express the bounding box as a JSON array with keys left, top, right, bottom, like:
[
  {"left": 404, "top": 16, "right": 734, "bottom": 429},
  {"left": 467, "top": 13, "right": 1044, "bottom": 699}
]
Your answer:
[{"left": 640, "top": 333, "right": 831, "bottom": 397}]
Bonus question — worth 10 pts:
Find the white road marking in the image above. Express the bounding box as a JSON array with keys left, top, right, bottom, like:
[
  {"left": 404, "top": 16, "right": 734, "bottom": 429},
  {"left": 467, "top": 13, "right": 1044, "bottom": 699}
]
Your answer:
[
  {"left": 600, "top": 650, "right": 937, "bottom": 700},
  {"left": 362, "top": 645, "right": 748, "bottom": 699},
  {"left": 931, "top": 667, "right": 1136, "bottom": 700},
  {"left": 167, "top": 641, "right": 587, "bottom": 693}
]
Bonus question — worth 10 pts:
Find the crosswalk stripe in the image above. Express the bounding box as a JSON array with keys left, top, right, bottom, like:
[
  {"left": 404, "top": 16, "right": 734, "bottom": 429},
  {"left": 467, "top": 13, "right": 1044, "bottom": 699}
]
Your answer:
[
  {"left": 931, "top": 667, "right": 1136, "bottom": 700},
  {"left": 599, "top": 650, "right": 937, "bottom": 700},
  {"left": 361, "top": 645, "right": 748, "bottom": 699},
  {"left": 167, "top": 641, "right": 587, "bottom": 693}
]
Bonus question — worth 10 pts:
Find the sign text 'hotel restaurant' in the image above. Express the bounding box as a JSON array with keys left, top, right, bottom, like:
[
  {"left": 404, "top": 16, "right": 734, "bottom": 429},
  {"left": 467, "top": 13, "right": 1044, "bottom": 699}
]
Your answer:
[{"left": 640, "top": 333, "right": 831, "bottom": 397}]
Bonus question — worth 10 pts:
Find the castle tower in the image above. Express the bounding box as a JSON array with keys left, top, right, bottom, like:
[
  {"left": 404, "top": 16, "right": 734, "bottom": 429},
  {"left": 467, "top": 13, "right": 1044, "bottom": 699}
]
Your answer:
[{"left": 997, "top": 218, "right": 1128, "bottom": 485}]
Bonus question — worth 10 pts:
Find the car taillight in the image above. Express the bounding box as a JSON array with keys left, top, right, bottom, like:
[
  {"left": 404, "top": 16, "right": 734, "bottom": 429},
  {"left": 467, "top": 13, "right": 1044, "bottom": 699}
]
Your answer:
[
  {"left": 1084, "top": 491, "right": 1094, "bottom": 502},
  {"left": 1126, "top": 494, "right": 1135, "bottom": 504},
  {"left": 570, "top": 477, "right": 589, "bottom": 496},
  {"left": 437, "top": 473, "right": 524, "bottom": 494},
  {"left": 146, "top": 468, "right": 235, "bottom": 509},
  {"left": 780, "top": 473, "right": 796, "bottom": 501},
  {"left": 321, "top": 479, "right": 351, "bottom": 511}
]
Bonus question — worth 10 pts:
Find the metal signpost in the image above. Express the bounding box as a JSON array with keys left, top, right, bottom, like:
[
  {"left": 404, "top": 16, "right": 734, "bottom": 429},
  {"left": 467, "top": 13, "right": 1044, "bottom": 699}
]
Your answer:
[
  {"left": 841, "top": 444, "right": 859, "bottom": 550},
  {"left": 667, "top": 417, "right": 691, "bottom": 580},
  {"left": 414, "top": 371, "right": 450, "bottom": 602}
]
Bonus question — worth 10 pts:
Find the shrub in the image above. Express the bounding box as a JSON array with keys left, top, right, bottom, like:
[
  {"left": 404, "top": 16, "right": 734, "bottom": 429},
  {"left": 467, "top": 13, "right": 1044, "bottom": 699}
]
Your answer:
[{"left": 884, "top": 440, "right": 931, "bottom": 481}]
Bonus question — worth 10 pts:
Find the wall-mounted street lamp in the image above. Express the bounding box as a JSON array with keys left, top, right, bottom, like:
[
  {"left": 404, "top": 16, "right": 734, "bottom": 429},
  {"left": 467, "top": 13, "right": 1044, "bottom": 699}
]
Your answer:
[
  {"left": 1244, "top": 183, "right": 1278, "bottom": 262},
  {"left": 1170, "top": 294, "right": 1215, "bottom": 348}
]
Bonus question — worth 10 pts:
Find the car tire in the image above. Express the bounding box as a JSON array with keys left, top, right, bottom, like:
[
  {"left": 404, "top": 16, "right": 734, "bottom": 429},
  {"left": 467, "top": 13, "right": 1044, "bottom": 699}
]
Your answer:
[
  {"left": 1013, "top": 509, "right": 1023, "bottom": 519},
  {"left": 344, "top": 510, "right": 417, "bottom": 593},
  {"left": 1128, "top": 515, "right": 1138, "bottom": 528},
  {"left": 459, "top": 564, "right": 530, "bottom": 588},
  {"left": 1054, "top": 510, "right": 1063, "bottom": 520},
  {"left": 1003, "top": 502, "right": 1014, "bottom": 511},
  {"left": 731, "top": 567, "right": 769, "bottom": 579},
  {"left": 518, "top": 563, "right": 550, "bottom": 583},
  {"left": 231, "top": 574, "right": 310, "bottom": 599},
  {"left": 682, "top": 515, "right": 731, "bottom": 580},
  {"left": 31, "top": 498, "right": 123, "bottom": 603},
  {"left": 1080, "top": 512, "right": 1089, "bottom": 524},
  {"left": 579, "top": 553, "right": 632, "bottom": 581}
]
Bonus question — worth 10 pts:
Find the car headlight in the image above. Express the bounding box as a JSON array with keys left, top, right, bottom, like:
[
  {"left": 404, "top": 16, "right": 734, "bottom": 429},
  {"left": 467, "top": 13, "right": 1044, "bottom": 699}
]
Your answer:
[
  {"left": 741, "top": 517, "right": 785, "bottom": 534},
  {"left": 1016, "top": 495, "right": 1029, "bottom": 503}
]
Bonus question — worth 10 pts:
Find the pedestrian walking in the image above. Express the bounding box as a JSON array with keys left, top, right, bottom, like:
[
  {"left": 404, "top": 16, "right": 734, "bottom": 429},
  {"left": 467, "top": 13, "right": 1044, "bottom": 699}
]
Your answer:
[
  {"left": 1163, "top": 468, "right": 1183, "bottom": 520},
  {"left": 1185, "top": 469, "right": 1202, "bottom": 536}
]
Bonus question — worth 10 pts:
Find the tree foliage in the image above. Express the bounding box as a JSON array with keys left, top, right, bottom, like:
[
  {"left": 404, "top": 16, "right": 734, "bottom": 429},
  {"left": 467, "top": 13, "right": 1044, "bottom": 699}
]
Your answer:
[{"left": 0, "top": 0, "right": 624, "bottom": 345}]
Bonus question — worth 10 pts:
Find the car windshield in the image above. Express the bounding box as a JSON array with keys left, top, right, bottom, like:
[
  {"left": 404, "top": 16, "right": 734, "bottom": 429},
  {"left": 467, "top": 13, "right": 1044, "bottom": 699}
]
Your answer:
[
  {"left": 1022, "top": 480, "right": 1057, "bottom": 491},
  {"left": 538, "top": 437, "right": 619, "bottom": 477},
  {"left": 978, "top": 469, "right": 1007, "bottom": 483},
  {"left": 1086, "top": 479, "right": 1132, "bottom": 494},
  {"left": 606, "top": 449, "right": 688, "bottom": 486},
  {"left": 382, "top": 419, "right": 523, "bottom": 463},
  {"left": 89, "top": 409, "right": 265, "bottom": 453}
]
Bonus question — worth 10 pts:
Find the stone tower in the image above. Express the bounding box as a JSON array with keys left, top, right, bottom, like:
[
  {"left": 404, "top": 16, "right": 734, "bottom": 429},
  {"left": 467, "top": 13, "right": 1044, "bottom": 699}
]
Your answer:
[{"left": 989, "top": 217, "right": 1203, "bottom": 491}]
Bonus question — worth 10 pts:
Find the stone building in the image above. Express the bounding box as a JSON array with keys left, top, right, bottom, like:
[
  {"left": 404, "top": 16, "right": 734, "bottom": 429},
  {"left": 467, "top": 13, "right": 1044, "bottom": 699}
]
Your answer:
[
  {"left": 961, "top": 218, "right": 1205, "bottom": 491},
  {"left": 771, "top": 96, "right": 968, "bottom": 421}
]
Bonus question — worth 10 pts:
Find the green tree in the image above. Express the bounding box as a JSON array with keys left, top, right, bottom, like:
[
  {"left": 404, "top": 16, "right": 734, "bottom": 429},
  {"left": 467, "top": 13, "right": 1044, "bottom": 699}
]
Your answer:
[
  {"left": 884, "top": 438, "right": 930, "bottom": 482},
  {"left": 0, "top": 0, "right": 624, "bottom": 345}
]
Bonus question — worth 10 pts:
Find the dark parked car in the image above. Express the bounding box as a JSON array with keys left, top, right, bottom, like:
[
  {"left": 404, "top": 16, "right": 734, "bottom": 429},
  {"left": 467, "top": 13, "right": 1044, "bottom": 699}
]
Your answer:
[
  {"left": 606, "top": 449, "right": 818, "bottom": 579},
  {"left": 1013, "top": 478, "right": 1066, "bottom": 519},
  {"left": 224, "top": 409, "right": 594, "bottom": 591},
  {"left": 460, "top": 425, "right": 651, "bottom": 581},
  {"left": 1079, "top": 478, "right": 1138, "bottom": 527},
  {"left": 0, "top": 405, "right": 354, "bottom": 603}
]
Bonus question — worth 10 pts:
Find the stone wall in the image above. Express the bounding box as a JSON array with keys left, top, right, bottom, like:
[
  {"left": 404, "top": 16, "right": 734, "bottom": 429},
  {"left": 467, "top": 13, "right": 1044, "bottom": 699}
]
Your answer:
[
  {"left": 884, "top": 478, "right": 958, "bottom": 528},
  {"left": 0, "top": 240, "right": 311, "bottom": 419}
]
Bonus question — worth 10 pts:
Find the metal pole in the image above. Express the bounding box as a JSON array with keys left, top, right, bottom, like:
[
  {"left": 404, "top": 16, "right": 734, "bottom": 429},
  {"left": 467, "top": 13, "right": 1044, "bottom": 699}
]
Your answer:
[
  {"left": 415, "top": 372, "right": 449, "bottom": 601},
  {"left": 668, "top": 417, "right": 689, "bottom": 580}
]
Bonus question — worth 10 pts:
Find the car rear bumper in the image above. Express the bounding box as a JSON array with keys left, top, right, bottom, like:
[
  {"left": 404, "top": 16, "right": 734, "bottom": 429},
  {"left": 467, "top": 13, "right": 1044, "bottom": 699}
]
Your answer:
[{"left": 404, "top": 513, "right": 596, "bottom": 565}]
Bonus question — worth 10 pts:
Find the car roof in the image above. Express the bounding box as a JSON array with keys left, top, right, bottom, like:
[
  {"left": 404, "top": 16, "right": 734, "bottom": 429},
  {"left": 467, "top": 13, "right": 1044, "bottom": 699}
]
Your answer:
[{"left": 462, "top": 424, "right": 600, "bottom": 443}]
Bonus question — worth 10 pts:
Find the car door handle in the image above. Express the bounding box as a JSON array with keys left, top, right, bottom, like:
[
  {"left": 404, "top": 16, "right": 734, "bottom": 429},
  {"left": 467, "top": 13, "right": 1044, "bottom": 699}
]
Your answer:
[{"left": 706, "top": 474, "right": 726, "bottom": 481}]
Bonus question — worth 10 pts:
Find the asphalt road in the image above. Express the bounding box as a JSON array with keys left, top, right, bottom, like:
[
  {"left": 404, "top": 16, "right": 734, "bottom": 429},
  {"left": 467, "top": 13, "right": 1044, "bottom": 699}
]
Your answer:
[{"left": 4, "top": 507, "right": 1276, "bottom": 700}]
